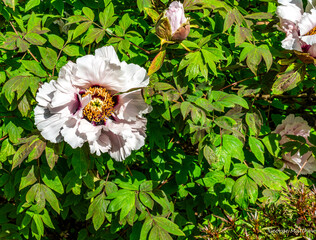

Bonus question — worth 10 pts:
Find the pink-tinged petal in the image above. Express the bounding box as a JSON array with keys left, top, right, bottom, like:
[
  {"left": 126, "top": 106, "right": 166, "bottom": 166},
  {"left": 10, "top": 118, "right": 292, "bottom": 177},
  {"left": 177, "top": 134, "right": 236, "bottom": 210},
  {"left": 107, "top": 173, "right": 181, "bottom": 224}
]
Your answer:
[
  {"left": 74, "top": 54, "right": 129, "bottom": 92},
  {"left": 50, "top": 91, "right": 77, "bottom": 110},
  {"left": 114, "top": 90, "right": 152, "bottom": 121},
  {"left": 105, "top": 118, "right": 147, "bottom": 161},
  {"left": 276, "top": 0, "right": 303, "bottom": 23},
  {"left": 77, "top": 119, "right": 102, "bottom": 142},
  {"left": 307, "top": 43, "right": 316, "bottom": 56},
  {"left": 36, "top": 81, "right": 57, "bottom": 107},
  {"left": 165, "top": 1, "right": 187, "bottom": 34},
  {"left": 120, "top": 63, "right": 149, "bottom": 91},
  {"left": 73, "top": 55, "right": 108, "bottom": 88},
  {"left": 34, "top": 106, "right": 65, "bottom": 143},
  {"left": 283, "top": 151, "right": 316, "bottom": 174},
  {"left": 89, "top": 132, "right": 111, "bottom": 156},
  {"left": 281, "top": 35, "right": 302, "bottom": 50},
  {"left": 298, "top": 9, "right": 316, "bottom": 35},
  {"left": 301, "top": 34, "right": 316, "bottom": 45},
  {"left": 60, "top": 118, "right": 86, "bottom": 148},
  {"left": 55, "top": 61, "right": 78, "bottom": 93},
  {"left": 95, "top": 46, "right": 120, "bottom": 65},
  {"left": 274, "top": 114, "right": 316, "bottom": 174}
]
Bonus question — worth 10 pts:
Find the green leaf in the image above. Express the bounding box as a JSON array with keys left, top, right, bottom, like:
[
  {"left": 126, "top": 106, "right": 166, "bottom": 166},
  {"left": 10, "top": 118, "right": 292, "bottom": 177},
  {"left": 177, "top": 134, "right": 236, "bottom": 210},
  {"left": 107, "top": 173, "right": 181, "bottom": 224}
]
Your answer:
[
  {"left": 154, "top": 217, "right": 185, "bottom": 236},
  {"left": 25, "top": 0, "right": 40, "bottom": 12},
  {"left": 5, "top": 121, "right": 23, "bottom": 143},
  {"left": 51, "top": 0, "right": 64, "bottom": 15},
  {"left": 40, "top": 167, "right": 64, "bottom": 194},
  {"left": 41, "top": 209, "right": 54, "bottom": 229},
  {"left": 235, "top": 26, "right": 252, "bottom": 47},
  {"left": 22, "top": 60, "right": 47, "bottom": 77},
  {"left": 248, "top": 168, "right": 265, "bottom": 187},
  {"left": 180, "top": 101, "right": 192, "bottom": 119},
  {"left": 32, "top": 214, "right": 44, "bottom": 237},
  {"left": 148, "top": 225, "right": 160, "bottom": 240},
  {"left": 82, "top": 7, "right": 94, "bottom": 21},
  {"left": 261, "top": 167, "right": 289, "bottom": 190},
  {"left": 144, "top": 8, "right": 160, "bottom": 22},
  {"left": 82, "top": 28, "right": 105, "bottom": 47},
  {"left": 86, "top": 193, "right": 110, "bottom": 230},
  {"left": 137, "top": 0, "right": 152, "bottom": 12},
  {"left": 245, "top": 12, "right": 273, "bottom": 19},
  {"left": 28, "top": 138, "right": 46, "bottom": 161},
  {"left": 223, "top": 134, "right": 244, "bottom": 161},
  {"left": 262, "top": 134, "right": 281, "bottom": 157},
  {"left": 245, "top": 111, "right": 262, "bottom": 136},
  {"left": 38, "top": 47, "right": 57, "bottom": 70},
  {"left": 25, "top": 33, "right": 46, "bottom": 45},
  {"left": 119, "top": 191, "right": 136, "bottom": 221},
  {"left": 249, "top": 137, "right": 265, "bottom": 164},
  {"left": 12, "top": 138, "right": 43, "bottom": 170},
  {"left": 246, "top": 47, "right": 261, "bottom": 75},
  {"left": 148, "top": 50, "right": 166, "bottom": 76},
  {"left": 140, "top": 217, "right": 153, "bottom": 240},
  {"left": 195, "top": 98, "right": 214, "bottom": 112},
  {"left": 230, "top": 163, "right": 248, "bottom": 177},
  {"left": 73, "top": 22, "right": 92, "bottom": 39},
  {"left": 139, "top": 192, "right": 154, "bottom": 210},
  {"left": 19, "top": 165, "right": 37, "bottom": 190},
  {"left": 258, "top": 45, "right": 272, "bottom": 71},
  {"left": 71, "top": 149, "right": 88, "bottom": 177},
  {"left": 119, "top": 13, "right": 132, "bottom": 32},
  {"left": 63, "top": 45, "right": 80, "bottom": 56},
  {"left": 18, "top": 94, "right": 30, "bottom": 117},
  {"left": 154, "top": 82, "right": 174, "bottom": 91},
  {"left": 45, "top": 142, "right": 60, "bottom": 170},
  {"left": 272, "top": 63, "right": 305, "bottom": 94},
  {"left": 99, "top": 4, "right": 117, "bottom": 29},
  {"left": 48, "top": 34, "right": 65, "bottom": 49},
  {"left": 223, "top": 10, "right": 235, "bottom": 32},
  {"left": 42, "top": 184, "right": 60, "bottom": 213},
  {"left": 3, "top": 76, "right": 40, "bottom": 102},
  {"left": 231, "top": 175, "right": 258, "bottom": 209},
  {"left": 214, "top": 116, "right": 237, "bottom": 130}
]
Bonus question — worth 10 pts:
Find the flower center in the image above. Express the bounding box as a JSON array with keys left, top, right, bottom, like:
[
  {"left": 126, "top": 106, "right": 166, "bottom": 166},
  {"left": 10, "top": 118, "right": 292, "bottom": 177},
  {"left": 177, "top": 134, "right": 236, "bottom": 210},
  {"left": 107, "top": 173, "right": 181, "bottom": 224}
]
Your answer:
[
  {"left": 305, "top": 25, "right": 316, "bottom": 36},
  {"left": 82, "top": 86, "right": 115, "bottom": 125}
]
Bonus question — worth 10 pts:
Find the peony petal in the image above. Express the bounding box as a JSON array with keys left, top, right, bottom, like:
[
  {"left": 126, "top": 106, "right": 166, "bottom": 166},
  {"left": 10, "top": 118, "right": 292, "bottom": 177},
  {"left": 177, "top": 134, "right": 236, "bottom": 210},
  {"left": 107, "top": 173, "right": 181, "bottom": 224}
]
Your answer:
[
  {"left": 281, "top": 35, "right": 302, "bottom": 50},
  {"left": 34, "top": 106, "right": 66, "bottom": 143},
  {"left": 36, "top": 81, "right": 57, "bottom": 107},
  {"left": 60, "top": 118, "right": 86, "bottom": 148},
  {"left": 165, "top": 1, "right": 186, "bottom": 34},
  {"left": 114, "top": 90, "right": 152, "bottom": 121},
  {"left": 120, "top": 63, "right": 149, "bottom": 91},
  {"left": 276, "top": 0, "right": 303, "bottom": 23},
  {"left": 77, "top": 119, "right": 102, "bottom": 142},
  {"left": 74, "top": 55, "right": 108, "bottom": 88},
  {"left": 298, "top": 9, "right": 316, "bottom": 35},
  {"left": 89, "top": 131, "right": 111, "bottom": 156},
  {"left": 95, "top": 46, "right": 120, "bottom": 65},
  {"left": 307, "top": 43, "right": 316, "bottom": 56},
  {"left": 55, "top": 61, "right": 78, "bottom": 93},
  {"left": 105, "top": 118, "right": 147, "bottom": 161}
]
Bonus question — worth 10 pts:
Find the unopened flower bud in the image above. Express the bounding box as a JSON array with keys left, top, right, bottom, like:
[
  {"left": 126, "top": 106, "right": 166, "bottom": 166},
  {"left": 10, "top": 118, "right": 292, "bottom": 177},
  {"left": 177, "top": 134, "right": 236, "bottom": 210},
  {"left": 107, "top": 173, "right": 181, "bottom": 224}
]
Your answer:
[{"left": 155, "top": 1, "right": 190, "bottom": 42}]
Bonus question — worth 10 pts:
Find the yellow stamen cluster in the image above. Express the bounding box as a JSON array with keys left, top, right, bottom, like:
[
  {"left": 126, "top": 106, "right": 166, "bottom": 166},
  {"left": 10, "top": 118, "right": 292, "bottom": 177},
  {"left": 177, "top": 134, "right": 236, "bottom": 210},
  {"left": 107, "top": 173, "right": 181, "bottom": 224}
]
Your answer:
[
  {"left": 305, "top": 26, "right": 316, "bottom": 36},
  {"left": 82, "top": 86, "right": 115, "bottom": 124}
]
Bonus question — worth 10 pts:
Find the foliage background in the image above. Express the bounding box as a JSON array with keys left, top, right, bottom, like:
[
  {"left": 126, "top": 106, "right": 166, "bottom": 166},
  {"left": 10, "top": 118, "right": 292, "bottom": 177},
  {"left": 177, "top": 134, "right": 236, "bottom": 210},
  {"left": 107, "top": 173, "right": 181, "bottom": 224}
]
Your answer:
[{"left": 0, "top": 0, "right": 316, "bottom": 239}]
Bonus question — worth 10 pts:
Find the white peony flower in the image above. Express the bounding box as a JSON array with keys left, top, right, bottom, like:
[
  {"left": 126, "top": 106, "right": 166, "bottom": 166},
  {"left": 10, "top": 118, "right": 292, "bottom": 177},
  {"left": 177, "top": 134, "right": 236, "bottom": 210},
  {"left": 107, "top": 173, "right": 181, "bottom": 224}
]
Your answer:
[
  {"left": 34, "top": 46, "right": 152, "bottom": 161},
  {"left": 274, "top": 114, "right": 316, "bottom": 175},
  {"left": 276, "top": 0, "right": 316, "bottom": 57},
  {"left": 155, "top": 1, "right": 190, "bottom": 41}
]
